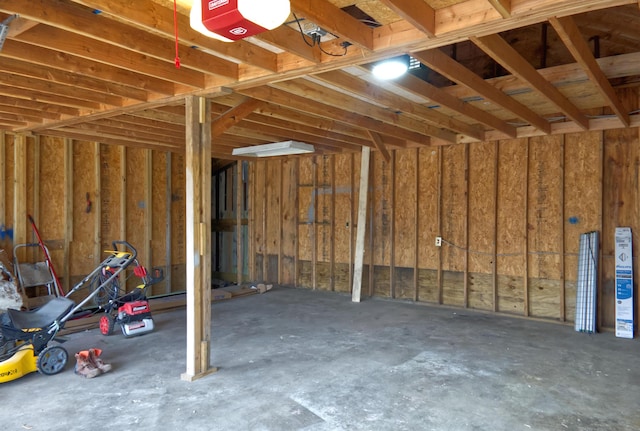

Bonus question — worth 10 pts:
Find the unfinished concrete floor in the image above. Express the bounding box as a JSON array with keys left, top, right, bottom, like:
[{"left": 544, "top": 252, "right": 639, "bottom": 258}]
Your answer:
[{"left": 2, "top": 287, "right": 640, "bottom": 431}]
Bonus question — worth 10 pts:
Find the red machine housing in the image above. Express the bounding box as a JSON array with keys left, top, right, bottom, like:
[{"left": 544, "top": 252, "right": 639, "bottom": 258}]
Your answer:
[{"left": 201, "top": 0, "right": 267, "bottom": 41}]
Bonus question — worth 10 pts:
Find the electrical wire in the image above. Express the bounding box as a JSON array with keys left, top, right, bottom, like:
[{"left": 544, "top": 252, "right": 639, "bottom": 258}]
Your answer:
[{"left": 291, "top": 12, "right": 349, "bottom": 57}]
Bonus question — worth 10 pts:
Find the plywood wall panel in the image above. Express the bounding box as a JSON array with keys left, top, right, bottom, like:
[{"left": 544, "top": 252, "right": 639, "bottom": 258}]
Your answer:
[
  {"left": 527, "top": 135, "right": 562, "bottom": 319},
  {"left": 281, "top": 158, "right": 298, "bottom": 285},
  {"left": 496, "top": 139, "right": 527, "bottom": 314},
  {"left": 468, "top": 142, "right": 495, "bottom": 274},
  {"left": 468, "top": 142, "right": 496, "bottom": 309},
  {"left": 315, "top": 262, "right": 331, "bottom": 290},
  {"left": 316, "top": 156, "right": 332, "bottom": 264},
  {"left": 394, "top": 150, "right": 416, "bottom": 269},
  {"left": 170, "top": 152, "right": 186, "bottom": 291},
  {"left": 265, "top": 160, "right": 281, "bottom": 256},
  {"left": 70, "top": 141, "right": 97, "bottom": 277},
  {"left": 441, "top": 145, "right": 466, "bottom": 307},
  {"left": 563, "top": 131, "right": 602, "bottom": 322},
  {"left": 602, "top": 128, "right": 639, "bottom": 328},
  {"left": 39, "top": 137, "right": 65, "bottom": 241},
  {"left": 0, "top": 135, "right": 13, "bottom": 252},
  {"left": 100, "top": 143, "right": 122, "bottom": 251},
  {"left": 440, "top": 144, "right": 466, "bottom": 272},
  {"left": 38, "top": 137, "right": 65, "bottom": 273},
  {"left": 372, "top": 153, "right": 392, "bottom": 268},
  {"left": 468, "top": 272, "right": 494, "bottom": 310},
  {"left": 334, "top": 262, "right": 350, "bottom": 293},
  {"left": 253, "top": 161, "right": 266, "bottom": 258},
  {"left": 151, "top": 151, "right": 168, "bottom": 295},
  {"left": 334, "top": 153, "right": 353, "bottom": 264},
  {"left": 125, "top": 148, "right": 147, "bottom": 264}
]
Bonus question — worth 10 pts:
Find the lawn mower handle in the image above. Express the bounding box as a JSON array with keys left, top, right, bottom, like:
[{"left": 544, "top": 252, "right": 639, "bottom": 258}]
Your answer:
[{"left": 110, "top": 240, "right": 138, "bottom": 261}]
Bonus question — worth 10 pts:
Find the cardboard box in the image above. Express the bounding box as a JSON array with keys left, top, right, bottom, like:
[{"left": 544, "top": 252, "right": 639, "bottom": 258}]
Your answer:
[{"left": 615, "top": 227, "right": 634, "bottom": 338}]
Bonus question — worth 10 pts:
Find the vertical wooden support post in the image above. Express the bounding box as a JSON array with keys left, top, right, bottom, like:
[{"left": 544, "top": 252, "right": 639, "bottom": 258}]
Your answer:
[
  {"left": 352, "top": 147, "right": 371, "bottom": 303},
  {"left": 0, "top": 133, "right": 5, "bottom": 232},
  {"left": 118, "top": 145, "right": 127, "bottom": 293},
  {"left": 249, "top": 162, "right": 255, "bottom": 282},
  {"left": 63, "top": 138, "right": 73, "bottom": 294},
  {"left": 349, "top": 154, "right": 355, "bottom": 291},
  {"left": 119, "top": 146, "right": 127, "bottom": 242},
  {"left": 93, "top": 142, "right": 101, "bottom": 269},
  {"left": 181, "top": 96, "right": 216, "bottom": 382},
  {"left": 13, "top": 134, "right": 27, "bottom": 250},
  {"left": 436, "top": 147, "right": 443, "bottom": 305},
  {"left": 463, "top": 143, "right": 470, "bottom": 308},
  {"left": 597, "top": 130, "right": 604, "bottom": 331},
  {"left": 312, "top": 158, "right": 318, "bottom": 289},
  {"left": 330, "top": 156, "right": 336, "bottom": 291},
  {"left": 236, "top": 161, "right": 243, "bottom": 285},
  {"left": 493, "top": 142, "right": 499, "bottom": 312},
  {"left": 32, "top": 136, "right": 41, "bottom": 249},
  {"left": 262, "top": 161, "right": 267, "bottom": 282},
  {"left": 390, "top": 151, "right": 396, "bottom": 298},
  {"left": 293, "top": 159, "right": 299, "bottom": 287},
  {"left": 414, "top": 148, "right": 420, "bottom": 302},
  {"left": 165, "top": 152, "right": 173, "bottom": 294},
  {"left": 144, "top": 149, "right": 153, "bottom": 273},
  {"left": 278, "top": 159, "right": 283, "bottom": 285},
  {"left": 523, "top": 138, "right": 530, "bottom": 317},
  {"left": 367, "top": 153, "right": 375, "bottom": 297},
  {"left": 559, "top": 136, "right": 566, "bottom": 322}
]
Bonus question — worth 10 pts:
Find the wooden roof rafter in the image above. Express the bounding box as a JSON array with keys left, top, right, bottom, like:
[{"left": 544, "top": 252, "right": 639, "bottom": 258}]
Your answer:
[
  {"left": 549, "top": 15, "right": 630, "bottom": 126},
  {"left": 471, "top": 33, "right": 590, "bottom": 130}
]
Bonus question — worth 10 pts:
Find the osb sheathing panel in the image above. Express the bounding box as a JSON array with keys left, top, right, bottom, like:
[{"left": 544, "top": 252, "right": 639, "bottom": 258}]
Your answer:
[
  {"left": 441, "top": 144, "right": 466, "bottom": 307},
  {"left": 151, "top": 151, "right": 169, "bottom": 295},
  {"left": 394, "top": 150, "right": 416, "bottom": 269},
  {"left": 281, "top": 158, "right": 297, "bottom": 285},
  {"left": 25, "top": 138, "right": 36, "bottom": 239},
  {"left": 70, "top": 141, "right": 97, "bottom": 277},
  {"left": 316, "top": 156, "right": 333, "bottom": 264},
  {"left": 468, "top": 142, "right": 496, "bottom": 274},
  {"left": 99, "top": 144, "right": 123, "bottom": 251},
  {"left": 0, "top": 136, "right": 14, "bottom": 253},
  {"left": 253, "top": 161, "right": 266, "bottom": 257},
  {"left": 563, "top": 131, "right": 602, "bottom": 322},
  {"left": 125, "top": 148, "right": 147, "bottom": 264},
  {"left": 468, "top": 142, "right": 496, "bottom": 310},
  {"left": 39, "top": 137, "right": 65, "bottom": 273},
  {"left": 602, "top": 123, "right": 640, "bottom": 327},
  {"left": 528, "top": 135, "right": 563, "bottom": 319},
  {"left": 496, "top": 138, "right": 527, "bottom": 315},
  {"left": 265, "top": 160, "right": 281, "bottom": 256},
  {"left": 372, "top": 152, "right": 392, "bottom": 267},
  {"left": 170, "top": 152, "right": 186, "bottom": 291},
  {"left": 417, "top": 148, "right": 439, "bottom": 269},
  {"left": 334, "top": 153, "right": 353, "bottom": 265}
]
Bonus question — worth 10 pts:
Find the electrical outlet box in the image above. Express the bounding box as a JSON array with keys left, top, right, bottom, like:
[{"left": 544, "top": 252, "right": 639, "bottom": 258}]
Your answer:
[{"left": 435, "top": 236, "right": 442, "bottom": 247}]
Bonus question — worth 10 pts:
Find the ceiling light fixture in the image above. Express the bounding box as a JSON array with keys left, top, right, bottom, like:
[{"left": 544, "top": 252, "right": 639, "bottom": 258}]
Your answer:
[
  {"left": 372, "top": 55, "right": 409, "bottom": 80},
  {"left": 190, "top": 0, "right": 290, "bottom": 42},
  {"left": 232, "top": 141, "right": 315, "bottom": 157}
]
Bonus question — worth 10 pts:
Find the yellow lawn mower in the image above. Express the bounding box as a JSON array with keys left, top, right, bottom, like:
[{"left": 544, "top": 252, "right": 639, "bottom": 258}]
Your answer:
[{"left": 0, "top": 241, "right": 144, "bottom": 384}]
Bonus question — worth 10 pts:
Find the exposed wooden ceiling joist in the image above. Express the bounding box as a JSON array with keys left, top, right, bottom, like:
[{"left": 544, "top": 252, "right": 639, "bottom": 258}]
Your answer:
[
  {"left": 0, "top": 0, "right": 637, "bottom": 157},
  {"left": 471, "top": 33, "right": 590, "bottom": 130},
  {"left": 549, "top": 15, "right": 630, "bottom": 126}
]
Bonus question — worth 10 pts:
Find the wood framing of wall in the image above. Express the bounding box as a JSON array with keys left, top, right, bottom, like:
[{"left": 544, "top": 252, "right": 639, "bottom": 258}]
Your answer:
[
  {"left": 251, "top": 88, "right": 640, "bottom": 329},
  {"left": 0, "top": 132, "right": 186, "bottom": 299}
]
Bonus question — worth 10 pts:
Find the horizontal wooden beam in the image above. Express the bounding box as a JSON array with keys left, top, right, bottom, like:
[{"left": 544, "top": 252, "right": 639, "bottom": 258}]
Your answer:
[
  {"left": 549, "top": 15, "right": 630, "bottom": 126},
  {"left": 472, "top": 33, "right": 590, "bottom": 130}
]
